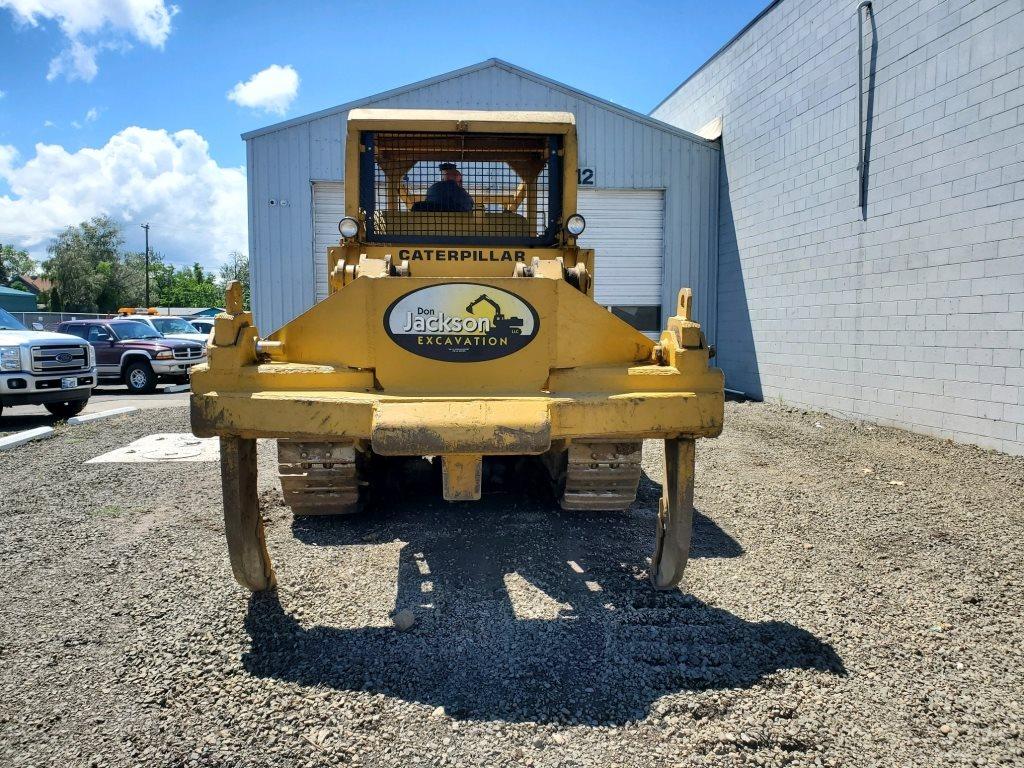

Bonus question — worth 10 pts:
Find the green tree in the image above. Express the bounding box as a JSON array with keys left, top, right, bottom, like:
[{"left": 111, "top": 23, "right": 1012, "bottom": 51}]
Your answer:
[
  {"left": 123, "top": 250, "right": 170, "bottom": 308},
  {"left": 96, "top": 258, "right": 145, "bottom": 310},
  {"left": 0, "top": 243, "right": 36, "bottom": 286},
  {"left": 218, "top": 251, "right": 249, "bottom": 309},
  {"left": 43, "top": 216, "right": 124, "bottom": 311},
  {"left": 157, "top": 262, "right": 224, "bottom": 308},
  {"left": 148, "top": 257, "right": 176, "bottom": 304},
  {"left": 41, "top": 218, "right": 228, "bottom": 312}
]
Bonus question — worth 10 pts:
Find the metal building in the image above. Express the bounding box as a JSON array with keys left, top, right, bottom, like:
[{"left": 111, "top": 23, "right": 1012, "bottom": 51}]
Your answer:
[
  {"left": 0, "top": 286, "right": 37, "bottom": 312},
  {"left": 243, "top": 59, "right": 719, "bottom": 338},
  {"left": 653, "top": 0, "right": 1024, "bottom": 455}
]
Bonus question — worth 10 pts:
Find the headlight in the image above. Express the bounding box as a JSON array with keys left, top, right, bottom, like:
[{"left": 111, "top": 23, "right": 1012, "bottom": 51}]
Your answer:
[
  {"left": 566, "top": 213, "right": 586, "bottom": 237},
  {"left": 0, "top": 346, "right": 21, "bottom": 372},
  {"left": 154, "top": 349, "right": 174, "bottom": 360},
  {"left": 87, "top": 346, "right": 96, "bottom": 367},
  {"left": 338, "top": 217, "right": 359, "bottom": 239}
]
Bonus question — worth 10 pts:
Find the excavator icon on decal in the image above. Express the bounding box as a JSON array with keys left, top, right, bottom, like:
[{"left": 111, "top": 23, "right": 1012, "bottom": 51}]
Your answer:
[{"left": 465, "top": 294, "right": 524, "bottom": 336}]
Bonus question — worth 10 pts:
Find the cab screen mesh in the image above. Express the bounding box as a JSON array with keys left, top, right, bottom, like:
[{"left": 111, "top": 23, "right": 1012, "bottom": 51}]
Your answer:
[{"left": 360, "top": 131, "right": 562, "bottom": 246}]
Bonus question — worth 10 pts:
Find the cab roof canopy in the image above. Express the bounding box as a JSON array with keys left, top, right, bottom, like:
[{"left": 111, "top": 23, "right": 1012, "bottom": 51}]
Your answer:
[{"left": 346, "top": 108, "right": 576, "bottom": 135}]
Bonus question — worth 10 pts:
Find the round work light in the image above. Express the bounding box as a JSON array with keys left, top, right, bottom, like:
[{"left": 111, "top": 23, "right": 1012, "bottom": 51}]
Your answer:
[
  {"left": 338, "top": 217, "right": 359, "bottom": 239},
  {"left": 566, "top": 213, "right": 586, "bottom": 237}
]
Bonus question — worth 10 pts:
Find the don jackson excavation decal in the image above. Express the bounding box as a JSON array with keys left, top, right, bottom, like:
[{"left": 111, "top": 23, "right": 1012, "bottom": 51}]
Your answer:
[{"left": 384, "top": 283, "right": 539, "bottom": 362}]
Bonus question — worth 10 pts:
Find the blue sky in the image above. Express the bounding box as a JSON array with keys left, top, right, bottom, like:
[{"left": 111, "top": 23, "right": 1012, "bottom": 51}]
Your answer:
[{"left": 0, "top": 0, "right": 764, "bottom": 267}]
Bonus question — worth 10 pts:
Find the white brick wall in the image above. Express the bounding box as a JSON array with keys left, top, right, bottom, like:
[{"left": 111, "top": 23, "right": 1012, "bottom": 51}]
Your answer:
[{"left": 654, "top": 0, "right": 1024, "bottom": 455}]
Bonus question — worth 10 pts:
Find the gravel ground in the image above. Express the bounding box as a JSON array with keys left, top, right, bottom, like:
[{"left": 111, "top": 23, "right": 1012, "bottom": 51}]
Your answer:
[{"left": 1, "top": 402, "right": 1022, "bottom": 767}]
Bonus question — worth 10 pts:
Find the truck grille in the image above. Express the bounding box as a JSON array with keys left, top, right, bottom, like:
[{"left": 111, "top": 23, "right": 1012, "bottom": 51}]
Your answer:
[
  {"left": 30, "top": 344, "right": 90, "bottom": 374},
  {"left": 173, "top": 347, "right": 204, "bottom": 360}
]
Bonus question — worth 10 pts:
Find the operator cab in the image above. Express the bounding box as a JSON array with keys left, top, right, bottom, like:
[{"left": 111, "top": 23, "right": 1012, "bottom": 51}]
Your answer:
[
  {"left": 363, "top": 130, "right": 562, "bottom": 245},
  {"left": 330, "top": 110, "right": 590, "bottom": 291}
]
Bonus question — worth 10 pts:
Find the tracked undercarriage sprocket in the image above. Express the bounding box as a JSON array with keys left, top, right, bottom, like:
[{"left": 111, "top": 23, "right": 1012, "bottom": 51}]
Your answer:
[
  {"left": 550, "top": 440, "right": 643, "bottom": 511},
  {"left": 277, "top": 440, "right": 365, "bottom": 516}
]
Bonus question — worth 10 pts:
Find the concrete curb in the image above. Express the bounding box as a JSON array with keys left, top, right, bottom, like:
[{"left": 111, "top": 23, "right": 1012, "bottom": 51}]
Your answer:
[
  {"left": 163, "top": 384, "right": 191, "bottom": 394},
  {"left": 0, "top": 426, "right": 55, "bottom": 451},
  {"left": 67, "top": 406, "right": 138, "bottom": 425}
]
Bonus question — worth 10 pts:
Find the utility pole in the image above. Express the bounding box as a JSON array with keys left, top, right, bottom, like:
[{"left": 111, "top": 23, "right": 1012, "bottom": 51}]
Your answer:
[{"left": 141, "top": 223, "right": 150, "bottom": 307}]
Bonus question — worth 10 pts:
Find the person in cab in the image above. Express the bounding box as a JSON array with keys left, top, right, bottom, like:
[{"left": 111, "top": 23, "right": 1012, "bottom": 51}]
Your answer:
[{"left": 412, "top": 162, "right": 474, "bottom": 212}]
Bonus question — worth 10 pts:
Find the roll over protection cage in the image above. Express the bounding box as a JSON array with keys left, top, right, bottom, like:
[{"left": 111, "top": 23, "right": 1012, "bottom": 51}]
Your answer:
[{"left": 358, "top": 130, "right": 564, "bottom": 247}]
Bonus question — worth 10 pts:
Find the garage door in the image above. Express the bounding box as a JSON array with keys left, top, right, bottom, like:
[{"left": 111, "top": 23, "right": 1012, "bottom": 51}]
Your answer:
[
  {"left": 313, "top": 184, "right": 665, "bottom": 328},
  {"left": 313, "top": 182, "right": 344, "bottom": 302},
  {"left": 577, "top": 189, "right": 665, "bottom": 331}
]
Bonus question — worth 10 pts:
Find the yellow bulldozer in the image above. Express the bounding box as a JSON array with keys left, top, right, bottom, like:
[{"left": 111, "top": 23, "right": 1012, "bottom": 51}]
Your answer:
[{"left": 191, "top": 109, "right": 723, "bottom": 592}]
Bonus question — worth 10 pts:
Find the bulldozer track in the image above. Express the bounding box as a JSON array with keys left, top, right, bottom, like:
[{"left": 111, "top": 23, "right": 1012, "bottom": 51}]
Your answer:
[
  {"left": 558, "top": 440, "right": 643, "bottom": 511},
  {"left": 277, "top": 440, "right": 364, "bottom": 516}
]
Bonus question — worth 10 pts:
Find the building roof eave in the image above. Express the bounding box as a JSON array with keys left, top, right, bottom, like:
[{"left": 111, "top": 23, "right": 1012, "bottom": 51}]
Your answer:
[
  {"left": 240, "top": 59, "right": 503, "bottom": 140},
  {"left": 242, "top": 58, "right": 714, "bottom": 148},
  {"left": 650, "top": 0, "right": 784, "bottom": 115}
]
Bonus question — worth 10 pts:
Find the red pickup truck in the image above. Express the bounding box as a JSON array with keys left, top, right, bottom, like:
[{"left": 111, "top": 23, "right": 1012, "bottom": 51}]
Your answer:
[{"left": 58, "top": 318, "right": 206, "bottom": 394}]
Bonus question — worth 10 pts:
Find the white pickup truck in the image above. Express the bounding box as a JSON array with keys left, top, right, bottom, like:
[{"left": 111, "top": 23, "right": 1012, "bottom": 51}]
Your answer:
[{"left": 0, "top": 307, "right": 97, "bottom": 419}]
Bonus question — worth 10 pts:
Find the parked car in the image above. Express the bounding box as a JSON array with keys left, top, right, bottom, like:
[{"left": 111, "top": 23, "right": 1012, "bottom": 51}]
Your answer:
[
  {"left": 58, "top": 319, "right": 206, "bottom": 394},
  {"left": 120, "top": 314, "right": 209, "bottom": 345},
  {"left": 0, "top": 307, "right": 96, "bottom": 419},
  {"left": 188, "top": 317, "right": 215, "bottom": 335}
]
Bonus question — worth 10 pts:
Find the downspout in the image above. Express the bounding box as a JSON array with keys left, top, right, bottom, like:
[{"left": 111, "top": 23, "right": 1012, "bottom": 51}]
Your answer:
[{"left": 857, "top": 0, "right": 873, "bottom": 209}]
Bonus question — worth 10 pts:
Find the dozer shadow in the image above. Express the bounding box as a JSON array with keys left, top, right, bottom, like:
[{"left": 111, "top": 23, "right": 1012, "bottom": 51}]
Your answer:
[{"left": 242, "top": 458, "right": 843, "bottom": 724}]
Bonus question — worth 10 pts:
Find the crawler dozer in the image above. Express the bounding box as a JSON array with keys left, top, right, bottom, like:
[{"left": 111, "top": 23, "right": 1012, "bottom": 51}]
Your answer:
[{"left": 191, "top": 109, "right": 724, "bottom": 592}]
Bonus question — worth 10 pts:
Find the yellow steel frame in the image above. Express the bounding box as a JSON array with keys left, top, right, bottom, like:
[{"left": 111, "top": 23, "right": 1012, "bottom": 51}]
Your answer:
[
  {"left": 191, "top": 279, "right": 723, "bottom": 447},
  {"left": 191, "top": 109, "right": 724, "bottom": 594}
]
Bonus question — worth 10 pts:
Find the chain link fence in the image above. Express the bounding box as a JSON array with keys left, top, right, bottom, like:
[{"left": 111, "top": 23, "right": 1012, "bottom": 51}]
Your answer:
[{"left": 11, "top": 311, "right": 116, "bottom": 331}]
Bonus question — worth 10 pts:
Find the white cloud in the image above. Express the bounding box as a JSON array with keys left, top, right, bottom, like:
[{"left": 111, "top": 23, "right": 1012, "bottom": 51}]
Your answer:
[
  {"left": 0, "top": 0, "right": 176, "bottom": 43},
  {"left": 1, "top": 1, "right": 178, "bottom": 82},
  {"left": 0, "top": 127, "right": 246, "bottom": 265},
  {"left": 46, "top": 39, "right": 99, "bottom": 82},
  {"left": 0, "top": 144, "right": 16, "bottom": 174},
  {"left": 0, "top": 89, "right": 6, "bottom": 99},
  {"left": 43, "top": 120, "right": 56, "bottom": 127},
  {"left": 68, "top": 106, "right": 105, "bottom": 128},
  {"left": 228, "top": 64, "right": 299, "bottom": 115}
]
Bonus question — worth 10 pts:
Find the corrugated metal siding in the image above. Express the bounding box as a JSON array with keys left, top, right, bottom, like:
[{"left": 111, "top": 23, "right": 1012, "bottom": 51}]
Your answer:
[
  {"left": 312, "top": 182, "right": 344, "bottom": 302},
  {"left": 249, "top": 124, "right": 317, "bottom": 334},
  {"left": 577, "top": 189, "right": 664, "bottom": 306},
  {"left": 310, "top": 184, "right": 665, "bottom": 307},
  {"left": 249, "top": 62, "right": 718, "bottom": 339}
]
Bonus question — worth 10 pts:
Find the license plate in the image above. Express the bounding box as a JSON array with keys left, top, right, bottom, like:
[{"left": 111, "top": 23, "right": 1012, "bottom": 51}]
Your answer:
[{"left": 61, "top": 377, "right": 77, "bottom": 389}]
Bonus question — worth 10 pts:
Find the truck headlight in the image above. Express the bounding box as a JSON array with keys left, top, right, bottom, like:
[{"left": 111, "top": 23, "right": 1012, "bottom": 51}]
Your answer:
[
  {"left": 155, "top": 349, "right": 174, "bottom": 360},
  {"left": 338, "top": 217, "right": 359, "bottom": 239},
  {"left": 566, "top": 213, "right": 586, "bottom": 237},
  {"left": 0, "top": 346, "right": 21, "bottom": 372},
  {"left": 86, "top": 345, "right": 96, "bottom": 367}
]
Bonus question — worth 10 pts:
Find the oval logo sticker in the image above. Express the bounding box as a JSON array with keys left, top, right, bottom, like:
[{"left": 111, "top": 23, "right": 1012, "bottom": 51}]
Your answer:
[{"left": 384, "top": 283, "right": 539, "bottom": 362}]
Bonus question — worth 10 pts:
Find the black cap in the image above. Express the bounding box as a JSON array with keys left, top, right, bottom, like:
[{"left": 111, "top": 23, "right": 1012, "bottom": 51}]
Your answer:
[{"left": 438, "top": 162, "right": 457, "bottom": 171}]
